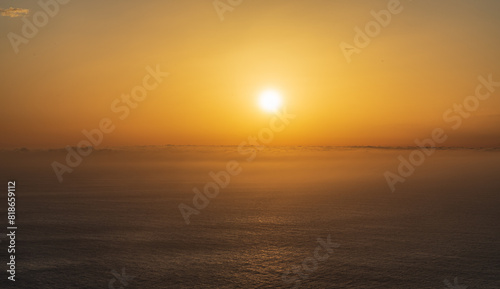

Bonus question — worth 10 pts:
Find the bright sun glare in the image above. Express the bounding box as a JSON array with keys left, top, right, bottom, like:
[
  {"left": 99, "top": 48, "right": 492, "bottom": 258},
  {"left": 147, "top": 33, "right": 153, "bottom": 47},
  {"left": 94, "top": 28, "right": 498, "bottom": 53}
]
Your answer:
[{"left": 258, "top": 89, "right": 283, "bottom": 112}]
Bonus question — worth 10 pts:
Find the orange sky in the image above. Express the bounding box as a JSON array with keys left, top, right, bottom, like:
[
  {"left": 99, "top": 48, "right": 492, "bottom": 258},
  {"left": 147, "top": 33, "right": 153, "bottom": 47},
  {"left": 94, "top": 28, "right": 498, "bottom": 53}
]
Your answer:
[{"left": 1, "top": 0, "right": 500, "bottom": 148}]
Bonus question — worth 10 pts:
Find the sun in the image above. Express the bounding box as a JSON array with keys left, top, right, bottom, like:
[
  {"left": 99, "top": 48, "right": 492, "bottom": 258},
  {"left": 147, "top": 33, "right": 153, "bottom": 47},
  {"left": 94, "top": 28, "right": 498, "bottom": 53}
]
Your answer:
[{"left": 258, "top": 89, "right": 283, "bottom": 112}]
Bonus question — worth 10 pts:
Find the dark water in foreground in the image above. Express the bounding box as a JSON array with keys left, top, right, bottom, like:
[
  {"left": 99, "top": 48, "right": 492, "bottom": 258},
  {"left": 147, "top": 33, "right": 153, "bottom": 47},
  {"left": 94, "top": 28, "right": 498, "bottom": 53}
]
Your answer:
[{"left": 0, "top": 146, "right": 499, "bottom": 288}]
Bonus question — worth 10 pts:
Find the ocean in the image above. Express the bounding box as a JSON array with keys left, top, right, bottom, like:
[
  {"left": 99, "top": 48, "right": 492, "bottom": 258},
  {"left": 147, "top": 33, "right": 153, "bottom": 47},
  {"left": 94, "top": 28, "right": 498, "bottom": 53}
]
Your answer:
[{"left": 0, "top": 146, "right": 499, "bottom": 288}]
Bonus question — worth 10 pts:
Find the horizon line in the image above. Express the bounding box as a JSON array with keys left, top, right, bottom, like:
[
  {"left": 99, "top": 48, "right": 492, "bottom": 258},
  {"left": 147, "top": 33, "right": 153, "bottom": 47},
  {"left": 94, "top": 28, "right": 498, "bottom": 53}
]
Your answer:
[{"left": 2, "top": 144, "right": 500, "bottom": 151}]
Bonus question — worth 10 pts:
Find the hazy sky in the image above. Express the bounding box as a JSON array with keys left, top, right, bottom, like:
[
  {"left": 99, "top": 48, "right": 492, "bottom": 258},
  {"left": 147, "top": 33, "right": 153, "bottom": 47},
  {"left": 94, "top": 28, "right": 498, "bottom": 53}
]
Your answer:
[{"left": 1, "top": 0, "right": 500, "bottom": 148}]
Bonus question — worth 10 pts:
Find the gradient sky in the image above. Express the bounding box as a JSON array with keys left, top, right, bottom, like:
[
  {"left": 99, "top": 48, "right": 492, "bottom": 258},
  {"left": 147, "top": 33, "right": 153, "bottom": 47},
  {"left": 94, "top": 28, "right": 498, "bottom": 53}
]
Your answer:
[{"left": 1, "top": 0, "right": 500, "bottom": 148}]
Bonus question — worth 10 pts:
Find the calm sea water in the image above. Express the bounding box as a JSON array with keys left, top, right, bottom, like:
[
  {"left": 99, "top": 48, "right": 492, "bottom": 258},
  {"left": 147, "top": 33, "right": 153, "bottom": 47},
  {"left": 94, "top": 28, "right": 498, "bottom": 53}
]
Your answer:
[{"left": 0, "top": 146, "right": 499, "bottom": 288}]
